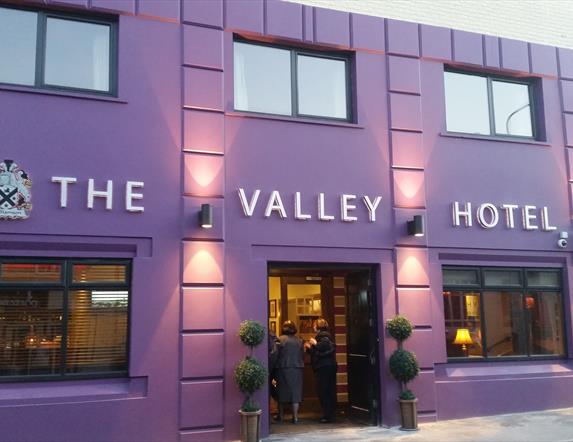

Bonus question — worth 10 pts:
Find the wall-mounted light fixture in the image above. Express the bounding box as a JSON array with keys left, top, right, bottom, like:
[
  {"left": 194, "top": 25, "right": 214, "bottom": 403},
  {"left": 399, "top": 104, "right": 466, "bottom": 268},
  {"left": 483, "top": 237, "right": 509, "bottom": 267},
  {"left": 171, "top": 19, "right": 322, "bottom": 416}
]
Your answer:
[
  {"left": 407, "top": 214, "right": 424, "bottom": 237},
  {"left": 199, "top": 203, "right": 213, "bottom": 229}
]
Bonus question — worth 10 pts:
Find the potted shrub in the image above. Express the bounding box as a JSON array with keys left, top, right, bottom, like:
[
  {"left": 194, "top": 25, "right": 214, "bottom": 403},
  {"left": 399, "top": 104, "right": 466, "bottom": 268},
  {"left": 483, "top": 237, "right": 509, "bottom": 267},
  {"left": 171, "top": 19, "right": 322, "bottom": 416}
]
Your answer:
[
  {"left": 234, "top": 320, "right": 267, "bottom": 442},
  {"left": 386, "top": 315, "right": 420, "bottom": 431}
]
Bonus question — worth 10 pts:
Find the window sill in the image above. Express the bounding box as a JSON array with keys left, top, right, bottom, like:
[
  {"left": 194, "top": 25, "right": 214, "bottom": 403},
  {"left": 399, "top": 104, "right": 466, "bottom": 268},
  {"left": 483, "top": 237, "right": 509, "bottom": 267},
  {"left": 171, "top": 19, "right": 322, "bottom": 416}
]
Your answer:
[
  {"left": 436, "top": 359, "right": 572, "bottom": 381},
  {"left": 225, "top": 111, "right": 364, "bottom": 129},
  {"left": 0, "top": 84, "right": 127, "bottom": 104},
  {"left": 0, "top": 376, "right": 147, "bottom": 406},
  {"left": 440, "top": 131, "right": 550, "bottom": 146}
]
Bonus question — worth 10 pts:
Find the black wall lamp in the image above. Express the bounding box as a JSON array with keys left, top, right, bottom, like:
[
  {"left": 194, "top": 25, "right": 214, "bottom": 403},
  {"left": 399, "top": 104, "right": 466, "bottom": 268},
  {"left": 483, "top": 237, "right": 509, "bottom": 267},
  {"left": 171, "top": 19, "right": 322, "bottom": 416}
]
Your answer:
[
  {"left": 199, "top": 203, "right": 213, "bottom": 229},
  {"left": 407, "top": 214, "right": 424, "bottom": 237}
]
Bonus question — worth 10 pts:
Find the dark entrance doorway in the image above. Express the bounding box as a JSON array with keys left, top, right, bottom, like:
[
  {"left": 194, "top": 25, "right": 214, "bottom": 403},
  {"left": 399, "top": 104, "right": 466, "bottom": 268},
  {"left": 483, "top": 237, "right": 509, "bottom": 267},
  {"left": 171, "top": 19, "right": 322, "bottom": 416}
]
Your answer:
[{"left": 268, "top": 264, "right": 380, "bottom": 431}]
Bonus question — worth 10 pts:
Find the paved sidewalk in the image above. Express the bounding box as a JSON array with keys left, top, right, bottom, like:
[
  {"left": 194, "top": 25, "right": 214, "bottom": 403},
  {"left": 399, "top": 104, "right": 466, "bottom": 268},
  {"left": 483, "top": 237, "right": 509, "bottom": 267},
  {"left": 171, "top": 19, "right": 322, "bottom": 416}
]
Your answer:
[{"left": 264, "top": 408, "right": 573, "bottom": 442}]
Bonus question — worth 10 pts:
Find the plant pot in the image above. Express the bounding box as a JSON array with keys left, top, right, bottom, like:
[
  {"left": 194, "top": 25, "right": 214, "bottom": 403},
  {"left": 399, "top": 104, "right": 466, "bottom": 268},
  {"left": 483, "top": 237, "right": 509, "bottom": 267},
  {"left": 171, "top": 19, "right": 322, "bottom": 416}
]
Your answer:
[
  {"left": 398, "top": 398, "right": 418, "bottom": 431},
  {"left": 239, "top": 409, "right": 262, "bottom": 442}
]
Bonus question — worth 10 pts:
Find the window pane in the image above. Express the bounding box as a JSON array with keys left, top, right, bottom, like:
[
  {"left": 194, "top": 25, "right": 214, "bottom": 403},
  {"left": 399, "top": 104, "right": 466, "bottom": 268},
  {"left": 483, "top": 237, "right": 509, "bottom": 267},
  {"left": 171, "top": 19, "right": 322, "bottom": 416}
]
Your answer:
[
  {"left": 44, "top": 17, "right": 111, "bottom": 92},
  {"left": 443, "top": 291, "right": 483, "bottom": 358},
  {"left": 0, "top": 289, "right": 63, "bottom": 376},
  {"left": 483, "top": 269, "right": 522, "bottom": 287},
  {"left": 483, "top": 291, "right": 527, "bottom": 357},
  {"left": 492, "top": 80, "right": 532, "bottom": 137},
  {"left": 234, "top": 42, "right": 292, "bottom": 115},
  {"left": 526, "top": 270, "right": 560, "bottom": 288},
  {"left": 442, "top": 268, "right": 479, "bottom": 286},
  {"left": 1, "top": 263, "right": 62, "bottom": 283},
  {"left": 0, "top": 7, "right": 37, "bottom": 86},
  {"left": 528, "top": 292, "right": 565, "bottom": 356},
  {"left": 72, "top": 264, "right": 127, "bottom": 284},
  {"left": 67, "top": 290, "right": 128, "bottom": 373},
  {"left": 444, "top": 72, "right": 490, "bottom": 135},
  {"left": 297, "top": 55, "right": 347, "bottom": 119}
]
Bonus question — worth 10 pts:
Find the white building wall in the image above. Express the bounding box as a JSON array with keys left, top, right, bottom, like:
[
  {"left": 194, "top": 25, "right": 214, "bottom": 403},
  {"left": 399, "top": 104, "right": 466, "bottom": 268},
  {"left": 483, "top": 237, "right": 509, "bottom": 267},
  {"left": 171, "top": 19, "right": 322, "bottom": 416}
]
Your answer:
[{"left": 287, "top": 0, "right": 573, "bottom": 49}]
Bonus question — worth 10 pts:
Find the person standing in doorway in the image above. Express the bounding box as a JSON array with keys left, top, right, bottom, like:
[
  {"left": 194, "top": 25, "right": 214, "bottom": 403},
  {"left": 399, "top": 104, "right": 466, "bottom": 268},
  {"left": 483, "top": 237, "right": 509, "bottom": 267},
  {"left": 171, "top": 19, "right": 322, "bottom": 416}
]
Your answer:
[
  {"left": 275, "top": 320, "right": 304, "bottom": 424},
  {"left": 305, "top": 318, "right": 337, "bottom": 423}
]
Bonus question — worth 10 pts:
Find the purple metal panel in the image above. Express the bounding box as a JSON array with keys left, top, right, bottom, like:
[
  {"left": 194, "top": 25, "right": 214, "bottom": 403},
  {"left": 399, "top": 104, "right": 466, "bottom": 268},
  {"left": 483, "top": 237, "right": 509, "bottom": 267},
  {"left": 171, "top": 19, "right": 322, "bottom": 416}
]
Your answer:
[
  {"left": 183, "top": 25, "right": 223, "bottom": 70},
  {"left": 567, "top": 148, "right": 573, "bottom": 181},
  {"left": 314, "top": 7, "right": 350, "bottom": 47},
  {"left": 184, "top": 153, "right": 225, "bottom": 197},
  {"left": 183, "top": 110, "right": 225, "bottom": 154},
  {"left": 182, "top": 287, "right": 225, "bottom": 331},
  {"left": 484, "top": 35, "right": 500, "bottom": 68},
  {"left": 91, "top": 0, "right": 135, "bottom": 13},
  {"left": 225, "top": 0, "right": 263, "bottom": 33},
  {"left": 351, "top": 13, "right": 385, "bottom": 52},
  {"left": 564, "top": 114, "right": 573, "bottom": 147},
  {"left": 452, "top": 30, "right": 483, "bottom": 66},
  {"left": 182, "top": 241, "right": 225, "bottom": 284},
  {"left": 393, "top": 169, "right": 426, "bottom": 208},
  {"left": 389, "top": 93, "right": 422, "bottom": 131},
  {"left": 558, "top": 47, "right": 573, "bottom": 79},
  {"left": 562, "top": 80, "right": 573, "bottom": 113},
  {"left": 184, "top": 67, "right": 224, "bottom": 111},
  {"left": 404, "top": 329, "right": 434, "bottom": 369},
  {"left": 388, "top": 56, "right": 421, "bottom": 94},
  {"left": 500, "top": 37, "right": 530, "bottom": 72},
  {"left": 397, "top": 288, "right": 433, "bottom": 327},
  {"left": 386, "top": 19, "right": 419, "bottom": 57},
  {"left": 303, "top": 5, "right": 314, "bottom": 42},
  {"left": 530, "top": 43, "right": 558, "bottom": 77},
  {"left": 396, "top": 247, "right": 430, "bottom": 286},
  {"left": 138, "top": 0, "right": 180, "bottom": 21},
  {"left": 421, "top": 24, "right": 451, "bottom": 60},
  {"left": 182, "top": 0, "right": 223, "bottom": 27},
  {"left": 409, "top": 371, "right": 436, "bottom": 412},
  {"left": 181, "top": 333, "right": 225, "bottom": 377},
  {"left": 48, "top": 0, "right": 87, "bottom": 7},
  {"left": 180, "top": 380, "right": 224, "bottom": 428},
  {"left": 391, "top": 130, "right": 424, "bottom": 169},
  {"left": 266, "top": 0, "right": 303, "bottom": 40},
  {"left": 183, "top": 197, "right": 224, "bottom": 240},
  {"left": 180, "top": 429, "right": 224, "bottom": 442}
]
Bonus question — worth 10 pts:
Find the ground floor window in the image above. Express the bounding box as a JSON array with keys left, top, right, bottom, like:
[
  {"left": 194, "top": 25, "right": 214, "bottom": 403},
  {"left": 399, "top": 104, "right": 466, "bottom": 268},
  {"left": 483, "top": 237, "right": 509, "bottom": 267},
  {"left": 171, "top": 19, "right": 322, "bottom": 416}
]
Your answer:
[
  {"left": 443, "top": 266, "right": 565, "bottom": 360},
  {"left": 0, "top": 258, "right": 130, "bottom": 380}
]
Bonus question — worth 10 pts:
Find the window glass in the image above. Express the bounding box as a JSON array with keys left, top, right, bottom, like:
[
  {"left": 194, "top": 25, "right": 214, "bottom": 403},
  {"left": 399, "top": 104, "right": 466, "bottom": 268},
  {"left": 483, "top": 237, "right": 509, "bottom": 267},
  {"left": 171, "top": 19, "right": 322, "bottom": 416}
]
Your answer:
[
  {"left": 1, "top": 263, "right": 61, "bottom": 283},
  {"left": 297, "top": 55, "right": 347, "bottom": 119},
  {"left": 483, "top": 269, "right": 521, "bottom": 287},
  {"left": 0, "top": 289, "right": 63, "bottom": 377},
  {"left": 442, "top": 268, "right": 479, "bottom": 286},
  {"left": 72, "top": 264, "right": 127, "bottom": 284},
  {"left": 526, "top": 270, "right": 560, "bottom": 288},
  {"left": 234, "top": 42, "right": 292, "bottom": 116},
  {"left": 444, "top": 72, "right": 490, "bottom": 135},
  {"left": 0, "top": 7, "right": 37, "bottom": 86},
  {"left": 492, "top": 80, "right": 533, "bottom": 137},
  {"left": 44, "top": 17, "right": 111, "bottom": 92},
  {"left": 528, "top": 292, "right": 565, "bottom": 356},
  {"left": 483, "top": 291, "right": 527, "bottom": 357},
  {"left": 443, "top": 291, "right": 483, "bottom": 358},
  {"left": 67, "top": 290, "right": 128, "bottom": 373}
]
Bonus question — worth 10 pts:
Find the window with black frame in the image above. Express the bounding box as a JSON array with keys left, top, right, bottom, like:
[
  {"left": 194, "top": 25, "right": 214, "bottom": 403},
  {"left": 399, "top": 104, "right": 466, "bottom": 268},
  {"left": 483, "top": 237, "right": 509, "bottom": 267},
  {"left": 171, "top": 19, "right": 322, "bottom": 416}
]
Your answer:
[
  {"left": 233, "top": 39, "right": 352, "bottom": 121},
  {"left": 0, "top": 5, "right": 117, "bottom": 95},
  {"left": 443, "top": 69, "right": 538, "bottom": 139},
  {"left": 443, "top": 267, "right": 565, "bottom": 360},
  {"left": 0, "top": 259, "right": 130, "bottom": 380}
]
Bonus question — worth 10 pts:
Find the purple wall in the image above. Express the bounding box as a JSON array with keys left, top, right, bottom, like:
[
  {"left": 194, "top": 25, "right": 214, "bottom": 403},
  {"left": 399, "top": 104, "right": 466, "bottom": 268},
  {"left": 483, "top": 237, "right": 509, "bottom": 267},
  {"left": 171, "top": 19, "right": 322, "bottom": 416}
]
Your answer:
[{"left": 2, "top": 0, "right": 573, "bottom": 441}]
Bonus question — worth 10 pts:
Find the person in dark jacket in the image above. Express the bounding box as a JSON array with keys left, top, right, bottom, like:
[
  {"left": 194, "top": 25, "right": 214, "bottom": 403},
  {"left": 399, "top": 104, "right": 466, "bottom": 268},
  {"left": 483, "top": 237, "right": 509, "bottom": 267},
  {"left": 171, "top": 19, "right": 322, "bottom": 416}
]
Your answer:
[
  {"left": 305, "top": 318, "right": 337, "bottom": 423},
  {"left": 275, "top": 320, "right": 304, "bottom": 423},
  {"left": 268, "top": 330, "right": 280, "bottom": 403}
]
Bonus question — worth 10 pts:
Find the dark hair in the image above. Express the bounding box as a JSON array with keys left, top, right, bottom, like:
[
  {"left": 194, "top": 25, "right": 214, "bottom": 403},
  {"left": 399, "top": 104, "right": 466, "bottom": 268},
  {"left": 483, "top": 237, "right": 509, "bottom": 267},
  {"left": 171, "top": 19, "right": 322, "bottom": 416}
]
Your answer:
[
  {"left": 315, "top": 318, "right": 329, "bottom": 331},
  {"left": 282, "top": 320, "right": 297, "bottom": 335}
]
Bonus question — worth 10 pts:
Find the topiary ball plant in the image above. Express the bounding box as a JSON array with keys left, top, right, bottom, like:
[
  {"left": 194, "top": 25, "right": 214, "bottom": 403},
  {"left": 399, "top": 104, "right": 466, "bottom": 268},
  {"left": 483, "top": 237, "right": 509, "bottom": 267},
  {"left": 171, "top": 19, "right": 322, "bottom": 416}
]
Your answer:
[
  {"left": 389, "top": 348, "right": 420, "bottom": 388},
  {"left": 386, "top": 315, "right": 414, "bottom": 343},
  {"left": 234, "top": 356, "right": 267, "bottom": 411},
  {"left": 238, "top": 320, "right": 265, "bottom": 350}
]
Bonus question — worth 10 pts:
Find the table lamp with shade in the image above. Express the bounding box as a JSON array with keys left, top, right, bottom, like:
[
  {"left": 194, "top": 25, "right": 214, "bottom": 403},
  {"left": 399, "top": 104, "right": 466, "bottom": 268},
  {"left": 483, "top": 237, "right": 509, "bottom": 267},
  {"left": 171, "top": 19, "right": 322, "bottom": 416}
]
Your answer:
[{"left": 453, "top": 328, "right": 473, "bottom": 356}]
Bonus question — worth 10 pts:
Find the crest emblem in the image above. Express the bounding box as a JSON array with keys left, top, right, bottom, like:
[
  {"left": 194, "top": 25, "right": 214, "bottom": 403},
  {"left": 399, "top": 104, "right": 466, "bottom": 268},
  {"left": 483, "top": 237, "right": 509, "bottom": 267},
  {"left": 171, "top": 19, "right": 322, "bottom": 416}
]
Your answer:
[{"left": 0, "top": 160, "right": 32, "bottom": 220}]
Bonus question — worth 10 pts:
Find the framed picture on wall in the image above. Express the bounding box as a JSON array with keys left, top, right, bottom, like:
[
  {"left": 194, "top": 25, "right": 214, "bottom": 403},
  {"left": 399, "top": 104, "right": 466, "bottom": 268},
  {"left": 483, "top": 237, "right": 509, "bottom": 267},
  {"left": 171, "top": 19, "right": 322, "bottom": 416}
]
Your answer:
[
  {"left": 269, "top": 320, "right": 277, "bottom": 334},
  {"left": 269, "top": 300, "right": 277, "bottom": 318}
]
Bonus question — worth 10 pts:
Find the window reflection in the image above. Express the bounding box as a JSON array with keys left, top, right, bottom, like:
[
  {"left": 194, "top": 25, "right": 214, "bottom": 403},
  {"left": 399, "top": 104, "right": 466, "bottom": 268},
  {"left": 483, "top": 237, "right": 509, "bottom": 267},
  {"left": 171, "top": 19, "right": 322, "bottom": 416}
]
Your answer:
[{"left": 443, "top": 291, "right": 483, "bottom": 358}]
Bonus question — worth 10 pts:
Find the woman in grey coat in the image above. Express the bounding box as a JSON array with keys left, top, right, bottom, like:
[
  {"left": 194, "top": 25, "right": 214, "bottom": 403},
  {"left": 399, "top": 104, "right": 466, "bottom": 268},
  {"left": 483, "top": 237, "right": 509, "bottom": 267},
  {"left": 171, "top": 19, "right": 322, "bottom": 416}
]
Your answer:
[{"left": 275, "top": 320, "right": 304, "bottom": 423}]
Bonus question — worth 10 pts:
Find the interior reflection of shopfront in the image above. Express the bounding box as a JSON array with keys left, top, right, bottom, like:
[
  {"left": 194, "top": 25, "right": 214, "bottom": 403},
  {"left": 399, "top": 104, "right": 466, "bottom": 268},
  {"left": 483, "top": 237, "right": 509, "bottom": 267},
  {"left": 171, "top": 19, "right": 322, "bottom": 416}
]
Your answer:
[{"left": 0, "top": 260, "right": 130, "bottom": 379}]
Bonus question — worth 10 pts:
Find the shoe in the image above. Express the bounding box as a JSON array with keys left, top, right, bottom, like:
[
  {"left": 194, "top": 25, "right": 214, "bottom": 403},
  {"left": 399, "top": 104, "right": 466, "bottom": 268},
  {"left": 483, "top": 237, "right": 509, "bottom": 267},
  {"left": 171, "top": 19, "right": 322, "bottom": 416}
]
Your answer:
[
  {"left": 273, "top": 415, "right": 283, "bottom": 422},
  {"left": 319, "top": 417, "right": 333, "bottom": 423},
  {"left": 291, "top": 417, "right": 299, "bottom": 424}
]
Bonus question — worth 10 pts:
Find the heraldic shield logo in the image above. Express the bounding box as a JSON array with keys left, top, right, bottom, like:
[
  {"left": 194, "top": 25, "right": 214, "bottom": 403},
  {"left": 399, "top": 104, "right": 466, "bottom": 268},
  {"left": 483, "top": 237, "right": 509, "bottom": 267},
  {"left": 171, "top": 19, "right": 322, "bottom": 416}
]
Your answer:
[{"left": 0, "top": 160, "right": 32, "bottom": 220}]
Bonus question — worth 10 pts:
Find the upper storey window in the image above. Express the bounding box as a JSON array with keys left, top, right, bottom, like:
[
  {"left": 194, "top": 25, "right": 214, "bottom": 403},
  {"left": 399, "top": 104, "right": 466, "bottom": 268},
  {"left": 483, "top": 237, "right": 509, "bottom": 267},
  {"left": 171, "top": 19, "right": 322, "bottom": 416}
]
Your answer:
[
  {"left": 0, "top": 5, "right": 116, "bottom": 95},
  {"left": 234, "top": 40, "right": 351, "bottom": 121},
  {"left": 444, "top": 69, "right": 535, "bottom": 138}
]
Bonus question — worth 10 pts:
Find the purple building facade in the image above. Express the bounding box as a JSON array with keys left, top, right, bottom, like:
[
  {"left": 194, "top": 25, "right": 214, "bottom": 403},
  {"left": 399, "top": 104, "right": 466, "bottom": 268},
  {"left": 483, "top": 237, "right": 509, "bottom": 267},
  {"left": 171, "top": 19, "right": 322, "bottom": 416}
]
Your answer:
[{"left": 1, "top": 0, "right": 573, "bottom": 441}]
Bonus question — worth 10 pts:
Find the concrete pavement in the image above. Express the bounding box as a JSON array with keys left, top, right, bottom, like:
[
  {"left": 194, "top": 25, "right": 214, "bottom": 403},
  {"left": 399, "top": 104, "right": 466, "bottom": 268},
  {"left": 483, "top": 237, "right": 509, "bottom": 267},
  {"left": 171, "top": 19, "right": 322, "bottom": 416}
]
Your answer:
[{"left": 265, "top": 407, "right": 573, "bottom": 441}]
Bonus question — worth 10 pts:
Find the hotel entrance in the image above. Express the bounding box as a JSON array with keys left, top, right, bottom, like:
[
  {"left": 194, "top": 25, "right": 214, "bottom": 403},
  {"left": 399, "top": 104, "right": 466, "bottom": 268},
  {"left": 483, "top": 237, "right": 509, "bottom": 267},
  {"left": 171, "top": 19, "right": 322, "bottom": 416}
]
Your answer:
[{"left": 268, "top": 264, "right": 380, "bottom": 430}]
